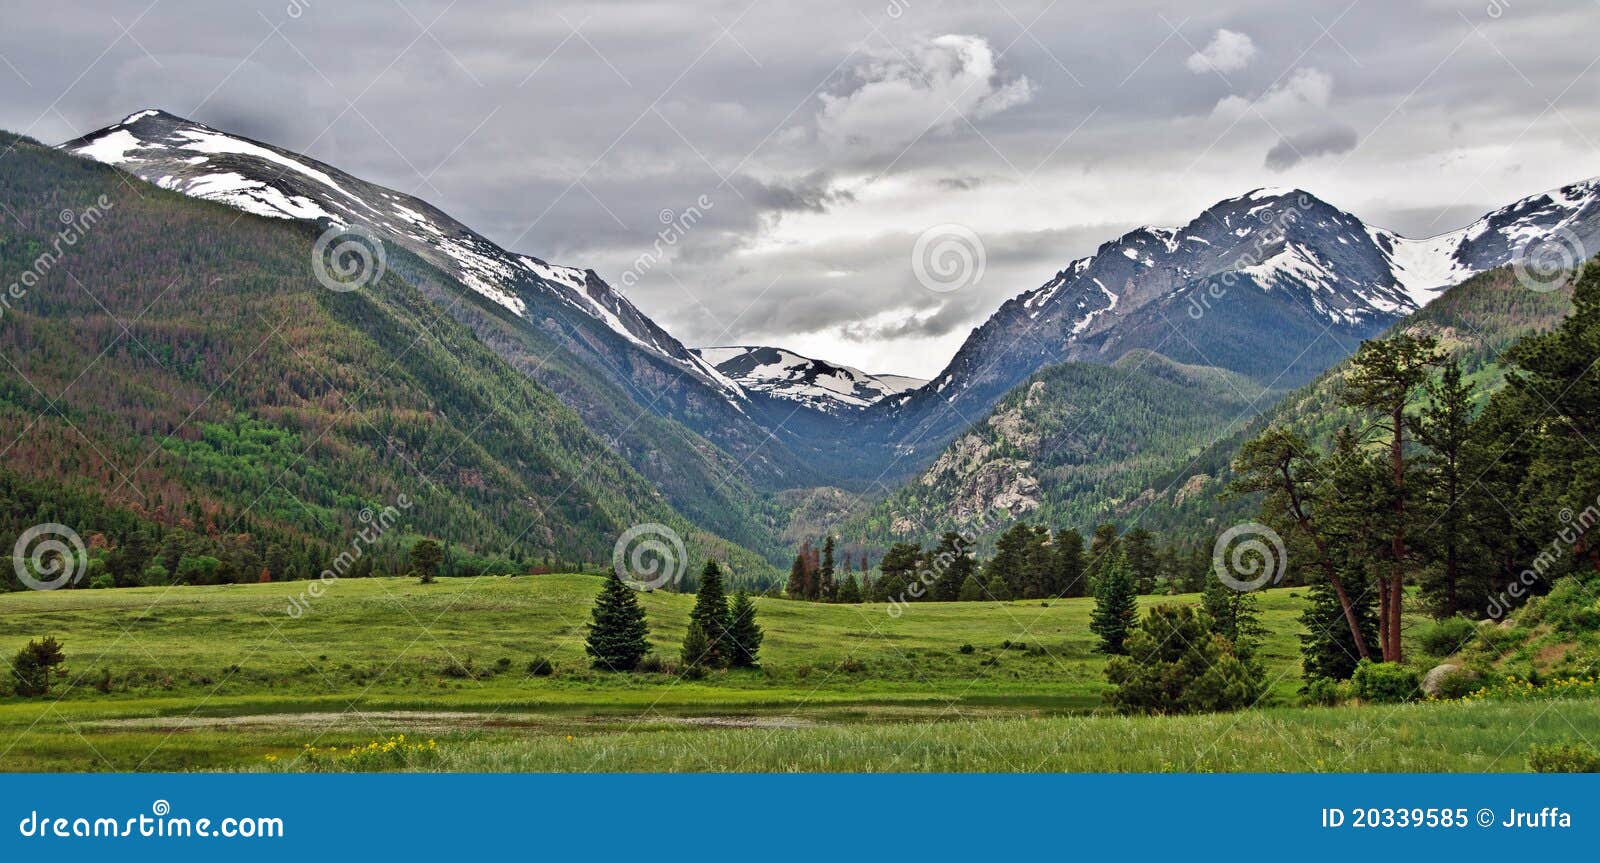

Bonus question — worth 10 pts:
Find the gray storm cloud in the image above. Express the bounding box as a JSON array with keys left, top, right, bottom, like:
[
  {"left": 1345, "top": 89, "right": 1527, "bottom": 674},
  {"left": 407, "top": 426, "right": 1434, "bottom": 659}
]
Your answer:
[
  {"left": 1264, "top": 124, "right": 1359, "bottom": 170},
  {"left": 3, "top": 0, "right": 1595, "bottom": 376}
]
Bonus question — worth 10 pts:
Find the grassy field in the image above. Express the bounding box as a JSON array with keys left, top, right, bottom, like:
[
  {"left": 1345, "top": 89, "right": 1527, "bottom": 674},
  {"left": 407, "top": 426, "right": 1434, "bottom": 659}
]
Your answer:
[{"left": 0, "top": 573, "right": 1591, "bottom": 772}]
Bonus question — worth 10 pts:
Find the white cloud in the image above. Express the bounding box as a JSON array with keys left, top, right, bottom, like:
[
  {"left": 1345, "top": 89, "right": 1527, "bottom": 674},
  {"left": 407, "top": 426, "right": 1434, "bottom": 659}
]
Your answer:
[
  {"left": 1186, "top": 29, "right": 1257, "bottom": 74},
  {"left": 816, "top": 34, "right": 1034, "bottom": 155},
  {"left": 1212, "top": 67, "right": 1333, "bottom": 120}
]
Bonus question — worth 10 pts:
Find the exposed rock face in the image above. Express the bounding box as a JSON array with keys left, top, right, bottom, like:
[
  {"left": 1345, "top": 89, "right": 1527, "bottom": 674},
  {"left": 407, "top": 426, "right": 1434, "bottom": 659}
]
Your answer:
[
  {"left": 913, "top": 393, "right": 1044, "bottom": 527},
  {"left": 1174, "top": 474, "right": 1211, "bottom": 505}
]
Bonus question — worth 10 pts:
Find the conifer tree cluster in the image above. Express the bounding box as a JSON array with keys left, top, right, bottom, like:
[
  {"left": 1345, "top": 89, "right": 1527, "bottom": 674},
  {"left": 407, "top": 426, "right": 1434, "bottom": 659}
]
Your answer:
[
  {"left": 683, "top": 561, "right": 762, "bottom": 669},
  {"left": 586, "top": 561, "right": 763, "bottom": 673},
  {"left": 1231, "top": 260, "right": 1600, "bottom": 676},
  {"left": 794, "top": 521, "right": 1212, "bottom": 608}
]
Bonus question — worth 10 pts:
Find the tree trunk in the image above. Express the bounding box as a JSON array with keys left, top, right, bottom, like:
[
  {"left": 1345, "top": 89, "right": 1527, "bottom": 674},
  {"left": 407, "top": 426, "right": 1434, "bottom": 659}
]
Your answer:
[
  {"left": 1281, "top": 463, "right": 1373, "bottom": 660},
  {"left": 1378, "top": 578, "right": 1391, "bottom": 661},
  {"left": 1388, "top": 403, "right": 1406, "bottom": 663}
]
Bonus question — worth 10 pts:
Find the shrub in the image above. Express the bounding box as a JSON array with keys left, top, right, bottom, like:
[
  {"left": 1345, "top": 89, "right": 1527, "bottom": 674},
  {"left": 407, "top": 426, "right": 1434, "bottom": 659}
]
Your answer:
[
  {"left": 1351, "top": 660, "right": 1420, "bottom": 703},
  {"left": 1105, "top": 605, "right": 1263, "bottom": 715},
  {"left": 140, "top": 562, "right": 170, "bottom": 586},
  {"left": 525, "top": 657, "right": 555, "bottom": 676},
  {"left": 1528, "top": 743, "right": 1600, "bottom": 773},
  {"left": 1418, "top": 616, "right": 1478, "bottom": 656},
  {"left": 1432, "top": 667, "right": 1485, "bottom": 700},
  {"left": 634, "top": 654, "right": 673, "bottom": 674},
  {"left": 1463, "top": 674, "right": 1600, "bottom": 702},
  {"left": 957, "top": 643, "right": 975, "bottom": 655},
  {"left": 1303, "top": 677, "right": 1347, "bottom": 706},
  {"left": 440, "top": 657, "right": 476, "bottom": 679}
]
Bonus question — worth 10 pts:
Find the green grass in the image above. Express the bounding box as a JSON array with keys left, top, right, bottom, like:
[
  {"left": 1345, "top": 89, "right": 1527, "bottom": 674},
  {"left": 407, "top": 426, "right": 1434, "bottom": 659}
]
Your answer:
[
  {"left": 1, "top": 574, "right": 1587, "bottom": 772},
  {"left": 420, "top": 698, "right": 1600, "bottom": 772}
]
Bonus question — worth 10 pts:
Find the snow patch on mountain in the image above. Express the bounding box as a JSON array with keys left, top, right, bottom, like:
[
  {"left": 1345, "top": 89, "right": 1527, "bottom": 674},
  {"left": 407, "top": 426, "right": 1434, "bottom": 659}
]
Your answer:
[
  {"left": 696, "top": 346, "right": 926, "bottom": 413},
  {"left": 61, "top": 109, "right": 747, "bottom": 404}
]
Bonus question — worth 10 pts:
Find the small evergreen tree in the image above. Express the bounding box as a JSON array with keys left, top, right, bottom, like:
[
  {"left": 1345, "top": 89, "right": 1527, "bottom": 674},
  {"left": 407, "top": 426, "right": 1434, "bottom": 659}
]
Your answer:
[
  {"left": 984, "top": 523, "right": 1034, "bottom": 597},
  {"left": 786, "top": 552, "right": 808, "bottom": 600},
  {"left": 1090, "top": 553, "right": 1139, "bottom": 654},
  {"left": 1416, "top": 358, "right": 1491, "bottom": 618},
  {"left": 818, "top": 536, "right": 837, "bottom": 601},
  {"left": 957, "top": 573, "right": 986, "bottom": 601},
  {"left": 409, "top": 538, "right": 443, "bottom": 584},
  {"left": 1299, "top": 577, "right": 1378, "bottom": 683},
  {"left": 686, "top": 560, "right": 732, "bottom": 667},
  {"left": 1201, "top": 574, "right": 1265, "bottom": 660},
  {"left": 726, "top": 591, "right": 763, "bottom": 668},
  {"left": 874, "top": 542, "right": 922, "bottom": 601},
  {"left": 585, "top": 573, "right": 650, "bottom": 671},
  {"left": 11, "top": 636, "right": 66, "bottom": 697},
  {"left": 836, "top": 573, "right": 863, "bottom": 603},
  {"left": 680, "top": 621, "right": 711, "bottom": 669}
]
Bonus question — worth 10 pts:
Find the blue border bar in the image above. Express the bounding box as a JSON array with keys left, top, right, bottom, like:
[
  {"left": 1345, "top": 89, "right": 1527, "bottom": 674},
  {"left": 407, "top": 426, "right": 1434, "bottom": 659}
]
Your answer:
[{"left": 4, "top": 773, "right": 1595, "bottom": 860}]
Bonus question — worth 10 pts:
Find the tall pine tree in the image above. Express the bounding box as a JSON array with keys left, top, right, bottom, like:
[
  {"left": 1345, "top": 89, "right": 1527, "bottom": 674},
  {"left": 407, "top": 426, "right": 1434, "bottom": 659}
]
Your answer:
[
  {"left": 726, "top": 591, "right": 763, "bottom": 668},
  {"left": 1340, "top": 332, "right": 1441, "bottom": 661},
  {"left": 686, "top": 560, "right": 732, "bottom": 667},
  {"left": 1090, "top": 552, "right": 1139, "bottom": 654},
  {"left": 586, "top": 573, "right": 650, "bottom": 671}
]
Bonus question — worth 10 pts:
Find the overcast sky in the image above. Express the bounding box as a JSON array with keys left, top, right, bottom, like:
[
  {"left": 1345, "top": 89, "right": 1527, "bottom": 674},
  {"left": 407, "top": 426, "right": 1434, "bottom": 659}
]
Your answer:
[{"left": 4, "top": 0, "right": 1600, "bottom": 377}]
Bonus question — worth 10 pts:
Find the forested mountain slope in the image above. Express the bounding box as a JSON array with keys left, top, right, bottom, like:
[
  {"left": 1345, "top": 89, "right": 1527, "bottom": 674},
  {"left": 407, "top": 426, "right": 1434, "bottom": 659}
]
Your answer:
[
  {"left": 845, "top": 350, "right": 1273, "bottom": 551},
  {"left": 844, "top": 265, "right": 1575, "bottom": 554},
  {"left": 61, "top": 110, "right": 806, "bottom": 559},
  {"left": 0, "top": 131, "right": 770, "bottom": 585}
]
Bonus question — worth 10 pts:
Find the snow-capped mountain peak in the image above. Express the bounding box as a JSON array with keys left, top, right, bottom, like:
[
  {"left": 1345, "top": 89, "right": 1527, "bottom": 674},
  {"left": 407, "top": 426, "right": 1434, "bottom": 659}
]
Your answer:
[
  {"left": 695, "top": 346, "right": 926, "bottom": 414},
  {"left": 60, "top": 109, "right": 744, "bottom": 402},
  {"left": 904, "top": 175, "right": 1600, "bottom": 421}
]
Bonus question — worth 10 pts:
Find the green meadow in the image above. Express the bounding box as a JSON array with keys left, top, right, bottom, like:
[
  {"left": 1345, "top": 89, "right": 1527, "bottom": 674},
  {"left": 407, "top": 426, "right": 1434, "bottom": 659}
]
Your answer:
[{"left": 0, "top": 574, "right": 1592, "bottom": 772}]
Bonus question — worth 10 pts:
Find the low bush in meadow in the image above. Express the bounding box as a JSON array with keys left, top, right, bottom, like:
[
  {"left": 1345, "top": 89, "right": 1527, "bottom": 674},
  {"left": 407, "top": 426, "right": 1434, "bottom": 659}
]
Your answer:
[{"left": 1528, "top": 743, "right": 1600, "bottom": 773}]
